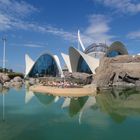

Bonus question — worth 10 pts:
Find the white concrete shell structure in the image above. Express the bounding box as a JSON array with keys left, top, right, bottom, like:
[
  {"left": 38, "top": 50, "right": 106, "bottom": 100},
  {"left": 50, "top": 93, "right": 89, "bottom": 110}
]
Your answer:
[
  {"left": 105, "top": 41, "right": 128, "bottom": 57},
  {"left": 61, "top": 31, "right": 128, "bottom": 75},
  {"left": 69, "top": 47, "right": 99, "bottom": 74},
  {"left": 61, "top": 30, "right": 106, "bottom": 74},
  {"left": 61, "top": 53, "right": 72, "bottom": 72},
  {"left": 25, "top": 52, "right": 63, "bottom": 78}
]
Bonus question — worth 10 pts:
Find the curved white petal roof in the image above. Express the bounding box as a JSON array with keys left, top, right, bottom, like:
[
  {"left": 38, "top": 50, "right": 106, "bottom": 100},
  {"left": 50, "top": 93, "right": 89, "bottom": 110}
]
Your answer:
[
  {"left": 25, "top": 52, "right": 63, "bottom": 78},
  {"left": 69, "top": 47, "right": 99, "bottom": 74}
]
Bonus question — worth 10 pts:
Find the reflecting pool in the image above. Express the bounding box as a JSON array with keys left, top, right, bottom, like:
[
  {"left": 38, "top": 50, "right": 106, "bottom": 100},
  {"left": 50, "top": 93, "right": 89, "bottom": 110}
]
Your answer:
[{"left": 1, "top": 87, "right": 140, "bottom": 140}]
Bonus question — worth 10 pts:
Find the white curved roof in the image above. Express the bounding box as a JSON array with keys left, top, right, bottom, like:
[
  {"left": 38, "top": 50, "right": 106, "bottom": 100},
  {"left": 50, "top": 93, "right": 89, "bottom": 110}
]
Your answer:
[
  {"left": 25, "top": 52, "right": 63, "bottom": 78},
  {"left": 69, "top": 47, "right": 99, "bottom": 74},
  {"left": 105, "top": 41, "right": 128, "bottom": 57},
  {"left": 61, "top": 53, "right": 72, "bottom": 73}
]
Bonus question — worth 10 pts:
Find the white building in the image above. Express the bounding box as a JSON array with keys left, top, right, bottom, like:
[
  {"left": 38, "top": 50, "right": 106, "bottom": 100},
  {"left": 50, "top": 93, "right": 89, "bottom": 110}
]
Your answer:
[{"left": 25, "top": 52, "right": 63, "bottom": 78}]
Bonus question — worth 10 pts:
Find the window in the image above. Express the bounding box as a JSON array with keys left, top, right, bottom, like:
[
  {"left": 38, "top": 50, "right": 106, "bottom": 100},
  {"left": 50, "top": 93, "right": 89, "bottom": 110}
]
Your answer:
[
  {"left": 28, "top": 54, "right": 59, "bottom": 77},
  {"left": 77, "top": 56, "right": 92, "bottom": 74},
  {"left": 107, "top": 50, "right": 121, "bottom": 57}
]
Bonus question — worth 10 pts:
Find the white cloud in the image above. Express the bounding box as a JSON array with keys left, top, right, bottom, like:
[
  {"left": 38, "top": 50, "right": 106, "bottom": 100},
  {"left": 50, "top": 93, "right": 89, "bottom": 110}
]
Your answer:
[
  {"left": 0, "top": 0, "right": 37, "bottom": 31},
  {"left": 0, "top": 1, "right": 113, "bottom": 45},
  {"left": 23, "top": 44, "right": 45, "bottom": 48},
  {"left": 45, "top": 26, "right": 77, "bottom": 41},
  {"left": 0, "top": 0, "right": 37, "bottom": 18},
  {"left": 80, "top": 14, "right": 114, "bottom": 46},
  {"left": 95, "top": 0, "right": 140, "bottom": 14},
  {"left": 10, "top": 43, "right": 48, "bottom": 48},
  {"left": 0, "top": 14, "right": 11, "bottom": 31},
  {"left": 0, "top": 0, "right": 77, "bottom": 42},
  {"left": 127, "top": 30, "right": 140, "bottom": 40}
]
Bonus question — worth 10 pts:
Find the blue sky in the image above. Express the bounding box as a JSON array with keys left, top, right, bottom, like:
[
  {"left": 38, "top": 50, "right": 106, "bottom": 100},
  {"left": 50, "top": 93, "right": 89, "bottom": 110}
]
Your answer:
[{"left": 0, "top": 0, "right": 140, "bottom": 72}]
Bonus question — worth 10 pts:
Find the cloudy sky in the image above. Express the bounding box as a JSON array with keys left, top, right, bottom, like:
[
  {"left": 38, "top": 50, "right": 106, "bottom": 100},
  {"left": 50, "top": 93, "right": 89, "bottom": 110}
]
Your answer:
[{"left": 0, "top": 0, "right": 140, "bottom": 72}]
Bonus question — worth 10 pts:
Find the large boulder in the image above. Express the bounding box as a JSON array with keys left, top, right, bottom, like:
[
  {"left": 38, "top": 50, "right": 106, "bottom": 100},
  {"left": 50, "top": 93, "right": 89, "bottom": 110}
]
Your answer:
[
  {"left": 94, "top": 55, "right": 140, "bottom": 87},
  {"left": 13, "top": 76, "right": 23, "bottom": 82},
  {"left": 11, "top": 81, "right": 22, "bottom": 87},
  {"left": 28, "top": 78, "right": 36, "bottom": 85},
  {"left": 64, "top": 72, "right": 93, "bottom": 85},
  {"left": 3, "top": 82, "right": 11, "bottom": 88},
  {"left": 0, "top": 73, "right": 10, "bottom": 83}
]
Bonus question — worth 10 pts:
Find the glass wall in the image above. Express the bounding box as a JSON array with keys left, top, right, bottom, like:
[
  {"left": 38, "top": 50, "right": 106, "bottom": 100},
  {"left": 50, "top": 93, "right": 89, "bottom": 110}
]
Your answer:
[
  {"left": 77, "top": 56, "right": 92, "bottom": 74},
  {"left": 107, "top": 50, "right": 121, "bottom": 57},
  {"left": 28, "top": 54, "right": 59, "bottom": 77}
]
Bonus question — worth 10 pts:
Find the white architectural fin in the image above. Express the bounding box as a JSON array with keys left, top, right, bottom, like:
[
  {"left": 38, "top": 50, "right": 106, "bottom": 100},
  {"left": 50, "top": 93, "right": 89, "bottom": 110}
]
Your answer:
[
  {"left": 53, "top": 55, "right": 64, "bottom": 77},
  {"left": 79, "top": 96, "right": 96, "bottom": 124},
  {"left": 61, "top": 53, "right": 72, "bottom": 73},
  {"left": 78, "top": 30, "right": 85, "bottom": 51},
  {"left": 54, "top": 96, "right": 59, "bottom": 103},
  {"left": 25, "top": 54, "right": 35, "bottom": 76},
  {"left": 61, "top": 98, "right": 71, "bottom": 108},
  {"left": 25, "top": 90, "right": 34, "bottom": 104},
  {"left": 69, "top": 47, "right": 99, "bottom": 74}
]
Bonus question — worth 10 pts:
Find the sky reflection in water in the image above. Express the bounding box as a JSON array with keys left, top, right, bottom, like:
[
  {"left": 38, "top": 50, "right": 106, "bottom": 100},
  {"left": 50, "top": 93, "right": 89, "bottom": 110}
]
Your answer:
[{"left": 0, "top": 87, "right": 140, "bottom": 140}]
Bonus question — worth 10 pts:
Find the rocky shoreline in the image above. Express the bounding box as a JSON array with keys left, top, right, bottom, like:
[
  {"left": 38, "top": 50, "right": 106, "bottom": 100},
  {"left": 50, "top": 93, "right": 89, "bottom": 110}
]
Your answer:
[
  {"left": 94, "top": 55, "right": 140, "bottom": 88},
  {"left": 0, "top": 73, "right": 24, "bottom": 89}
]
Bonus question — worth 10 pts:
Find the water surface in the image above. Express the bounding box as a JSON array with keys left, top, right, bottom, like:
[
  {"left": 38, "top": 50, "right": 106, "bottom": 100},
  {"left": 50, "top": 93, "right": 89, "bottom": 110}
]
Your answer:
[{"left": 0, "top": 87, "right": 140, "bottom": 140}]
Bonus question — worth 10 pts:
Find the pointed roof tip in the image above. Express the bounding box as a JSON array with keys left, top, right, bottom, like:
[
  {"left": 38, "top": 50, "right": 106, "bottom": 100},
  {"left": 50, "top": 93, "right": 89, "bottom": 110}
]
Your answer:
[
  {"left": 77, "top": 29, "right": 85, "bottom": 51},
  {"left": 25, "top": 54, "right": 30, "bottom": 60},
  {"left": 25, "top": 54, "right": 34, "bottom": 62}
]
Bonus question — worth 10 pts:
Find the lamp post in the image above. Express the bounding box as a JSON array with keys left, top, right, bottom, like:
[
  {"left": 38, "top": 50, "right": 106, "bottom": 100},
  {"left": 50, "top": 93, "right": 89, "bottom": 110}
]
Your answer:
[{"left": 2, "top": 36, "right": 7, "bottom": 72}]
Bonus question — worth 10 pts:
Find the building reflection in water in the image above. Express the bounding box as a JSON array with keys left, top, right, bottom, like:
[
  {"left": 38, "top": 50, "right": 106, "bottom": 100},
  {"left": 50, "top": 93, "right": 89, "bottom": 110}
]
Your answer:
[
  {"left": 1, "top": 86, "right": 140, "bottom": 124},
  {"left": 96, "top": 87, "right": 140, "bottom": 123},
  {"left": 0, "top": 86, "right": 9, "bottom": 121},
  {"left": 26, "top": 87, "right": 140, "bottom": 124}
]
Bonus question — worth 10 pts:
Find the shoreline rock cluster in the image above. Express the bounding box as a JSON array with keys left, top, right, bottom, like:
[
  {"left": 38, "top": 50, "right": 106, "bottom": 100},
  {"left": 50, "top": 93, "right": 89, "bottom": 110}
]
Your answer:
[{"left": 0, "top": 73, "right": 24, "bottom": 89}]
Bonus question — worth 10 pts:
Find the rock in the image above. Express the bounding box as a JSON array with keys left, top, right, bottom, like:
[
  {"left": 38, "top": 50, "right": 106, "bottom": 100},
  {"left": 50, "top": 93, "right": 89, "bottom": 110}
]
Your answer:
[
  {"left": 35, "top": 78, "right": 40, "bottom": 84},
  {"left": 64, "top": 72, "right": 93, "bottom": 85},
  {"left": 3, "top": 82, "right": 11, "bottom": 88},
  {"left": 29, "top": 78, "right": 36, "bottom": 85},
  {"left": 135, "top": 81, "right": 140, "bottom": 86},
  {"left": 10, "top": 79, "right": 14, "bottom": 83},
  {"left": 13, "top": 76, "right": 23, "bottom": 82},
  {"left": 11, "top": 81, "right": 22, "bottom": 87},
  {"left": 0, "top": 73, "right": 10, "bottom": 83},
  {"left": 94, "top": 55, "right": 140, "bottom": 87},
  {"left": 113, "top": 81, "right": 135, "bottom": 87}
]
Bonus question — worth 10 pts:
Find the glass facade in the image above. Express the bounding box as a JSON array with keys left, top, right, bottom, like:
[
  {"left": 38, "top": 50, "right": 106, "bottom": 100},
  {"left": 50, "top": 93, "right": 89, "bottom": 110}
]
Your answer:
[
  {"left": 77, "top": 56, "right": 92, "bottom": 74},
  {"left": 28, "top": 54, "right": 59, "bottom": 77},
  {"left": 107, "top": 50, "right": 121, "bottom": 57}
]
